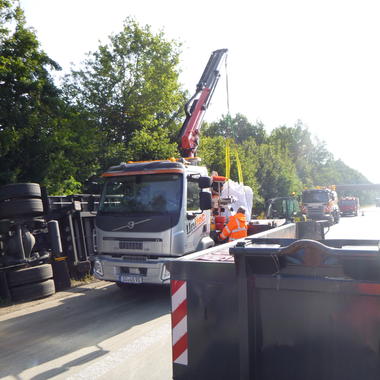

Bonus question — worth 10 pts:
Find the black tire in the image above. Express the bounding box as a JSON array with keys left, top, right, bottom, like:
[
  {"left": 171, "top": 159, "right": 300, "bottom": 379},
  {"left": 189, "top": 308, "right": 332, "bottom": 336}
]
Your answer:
[
  {"left": 10, "top": 279, "right": 55, "bottom": 302},
  {"left": 0, "top": 198, "right": 44, "bottom": 218},
  {"left": 7, "top": 264, "right": 53, "bottom": 287},
  {"left": 0, "top": 183, "right": 41, "bottom": 202}
]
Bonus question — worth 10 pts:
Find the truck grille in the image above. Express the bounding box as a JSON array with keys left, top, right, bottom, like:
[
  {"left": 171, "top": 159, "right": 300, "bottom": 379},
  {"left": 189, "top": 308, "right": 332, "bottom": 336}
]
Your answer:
[
  {"left": 307, "top": 206, "right": 324, "bottom": 217},
  {"left": 119, "top": 241, "right": 143, "bottom": 250}
]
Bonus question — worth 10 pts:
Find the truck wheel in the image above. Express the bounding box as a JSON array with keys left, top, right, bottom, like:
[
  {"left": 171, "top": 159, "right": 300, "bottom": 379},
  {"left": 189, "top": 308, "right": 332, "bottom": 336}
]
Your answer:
[
  {"left": 10, "top": 279, "right": 55, "bottom": 302},
  {"left": 7, "top": 264, "right": 53, "bottom": 287},
  {"left": 0, "top": 198, "right": 44, "bottom": 218},
  {"left": 0, "top": 183, "right": 41, "bottom": 202}
]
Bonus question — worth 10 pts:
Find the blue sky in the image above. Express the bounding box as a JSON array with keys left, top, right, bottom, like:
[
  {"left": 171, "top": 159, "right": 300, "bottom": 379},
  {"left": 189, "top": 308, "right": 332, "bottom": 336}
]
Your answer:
[{"left": 19, "top": 0, "right": 380, "bottom": 183}]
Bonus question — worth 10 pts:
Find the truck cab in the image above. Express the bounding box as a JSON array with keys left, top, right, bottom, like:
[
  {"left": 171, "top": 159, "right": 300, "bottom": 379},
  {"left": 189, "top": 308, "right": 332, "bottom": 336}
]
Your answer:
[
  {"left": 92, "top": 160, "right": 214, "bottom": 285},
  {"left": 339, "top": 196, "right": 360, "bottom": 216},
  {"left": 265, "top": 196, "right": 302, "bottom": 221},
  {"left": 92, "top": 49, "right": 230, "bottom": 286},
  {"left": 301, "top": 188, "right": 340, "bottom": 225}
]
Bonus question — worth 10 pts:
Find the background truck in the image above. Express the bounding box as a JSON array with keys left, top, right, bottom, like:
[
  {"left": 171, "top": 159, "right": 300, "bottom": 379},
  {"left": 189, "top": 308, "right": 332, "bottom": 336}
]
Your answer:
[
  {"left": 301, "top": 187, "right": 340, "bottom": 225},
  {"left": 91, "top": 49, "right": 254, "bottom": 287},
  {"left": 338, "top": 196, "right": 360, "bottom": 216},
  {"left": 265, "top": 196, "right": 302, "bottom": 221}
]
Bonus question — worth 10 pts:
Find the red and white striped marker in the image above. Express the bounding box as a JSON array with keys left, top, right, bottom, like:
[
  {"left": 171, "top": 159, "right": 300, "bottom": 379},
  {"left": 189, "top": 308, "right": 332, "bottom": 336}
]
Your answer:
[{"left": 171, "top": 280, "right": 188, "bottom": 366}]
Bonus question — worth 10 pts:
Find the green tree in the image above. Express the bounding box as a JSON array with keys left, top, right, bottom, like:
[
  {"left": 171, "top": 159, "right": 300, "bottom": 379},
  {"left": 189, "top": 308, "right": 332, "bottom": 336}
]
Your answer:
[
  {"left": 0, "top": 3, "right": 62, "bottom": 184},
  {"left": 126, "top": 127, "right": 178, "bottom": 161},
  {"left": 197, "top": 136, "right": 226, "bottom": 177},
  {"left": 269, "top": 121, "right": 332, "bottom": 186},
  {"left": 204, "top": 113, "right": 267, "bottom": 145},
  {"left": 255, "top": 143, "right": 302, "bottom": 201},
  {"left": 63, "top": 17, "right": 185, "bottom": 168},
  {"left": 0, "top": 2, "right": 102, "bottom": 193}
]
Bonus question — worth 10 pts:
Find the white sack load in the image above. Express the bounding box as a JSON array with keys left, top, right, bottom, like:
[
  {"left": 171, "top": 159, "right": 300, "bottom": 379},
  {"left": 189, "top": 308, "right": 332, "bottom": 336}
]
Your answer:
[{"left": 220, "top": 180, "right": 253, "bottom": 221}]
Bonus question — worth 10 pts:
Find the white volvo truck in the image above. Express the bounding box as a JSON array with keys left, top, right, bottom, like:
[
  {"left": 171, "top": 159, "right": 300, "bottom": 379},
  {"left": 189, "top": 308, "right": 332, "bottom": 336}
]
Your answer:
[{"left": 92, "top": 49, "right": 233, "bottom": 286}]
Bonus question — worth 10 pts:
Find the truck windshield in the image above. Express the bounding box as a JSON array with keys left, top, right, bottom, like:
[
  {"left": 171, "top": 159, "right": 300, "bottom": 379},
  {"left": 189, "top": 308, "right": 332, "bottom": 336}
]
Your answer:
[
  {"left": 340, "top": 200, "right": 356, "bottom": 206},
  {"left": 99, "top": 173, "right": 182, "bottom": 214},
  {"left": 302, "top": 191, "right": 329, "bottom": 203}
]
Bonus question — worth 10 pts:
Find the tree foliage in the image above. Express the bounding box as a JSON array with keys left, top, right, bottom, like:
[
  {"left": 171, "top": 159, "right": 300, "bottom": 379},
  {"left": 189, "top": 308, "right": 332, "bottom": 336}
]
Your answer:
[
  {"left": 204, "top": 113, "right": 267, "bottom": 145},
  {"left": 0, "top": 7, "right": 374, "bottom": 204},
  {"left": 0, "top": 2, "right": 101, "bottom": 193},
  {"left": 63, "top": 17, "right": 185, "bottom": 168},
  {"left": 201, "top": 114, "right": 373, "bottom": 206},
  {"left": 0, "top": 2, "right": 61, "bottom": 184}
]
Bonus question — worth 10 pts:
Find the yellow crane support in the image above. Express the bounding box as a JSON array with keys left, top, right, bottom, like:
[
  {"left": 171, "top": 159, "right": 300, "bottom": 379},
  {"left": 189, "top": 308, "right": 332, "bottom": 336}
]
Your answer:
[{"left": 225, "top": 139, "right": 244, "bottom": 184}]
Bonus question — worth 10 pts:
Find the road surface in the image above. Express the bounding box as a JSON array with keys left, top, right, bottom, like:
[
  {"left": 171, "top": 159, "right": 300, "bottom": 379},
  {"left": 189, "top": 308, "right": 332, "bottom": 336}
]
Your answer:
[
  {"left": 0, "top": 283, "right": 172, "bottom": 380},
  {"left": 326, "top": 206, "right": 380, "bottom": 240},
  {"left": 1, "top": 207, "right": 379, "bottom": 380}
]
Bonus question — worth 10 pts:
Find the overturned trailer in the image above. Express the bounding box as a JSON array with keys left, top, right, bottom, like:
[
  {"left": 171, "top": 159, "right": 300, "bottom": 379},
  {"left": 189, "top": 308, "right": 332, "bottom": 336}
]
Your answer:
[{"left": 0, "top": 183, "right": 99, "bottom": 303}]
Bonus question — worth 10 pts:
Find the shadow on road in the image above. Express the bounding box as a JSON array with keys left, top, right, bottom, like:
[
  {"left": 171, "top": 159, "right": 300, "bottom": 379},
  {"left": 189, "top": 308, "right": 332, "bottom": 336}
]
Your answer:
[{"left": 0, "top": 283, "right": 171, "bottom": 379}]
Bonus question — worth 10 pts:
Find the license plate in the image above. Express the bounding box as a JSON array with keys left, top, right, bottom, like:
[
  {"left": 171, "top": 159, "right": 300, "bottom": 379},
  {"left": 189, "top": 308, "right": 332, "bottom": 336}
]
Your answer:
[{"left": 120, "top": 273, "right": 143, "bottom": 284}]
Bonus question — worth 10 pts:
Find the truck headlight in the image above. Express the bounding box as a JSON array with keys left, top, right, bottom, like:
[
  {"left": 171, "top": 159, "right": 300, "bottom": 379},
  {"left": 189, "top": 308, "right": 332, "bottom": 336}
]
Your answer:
[
  {"left": 161, "top": 264, "right": 170, "bottom": 281},
  {"left": 94, "top": 259, "right": 103, "bottom": 277}
]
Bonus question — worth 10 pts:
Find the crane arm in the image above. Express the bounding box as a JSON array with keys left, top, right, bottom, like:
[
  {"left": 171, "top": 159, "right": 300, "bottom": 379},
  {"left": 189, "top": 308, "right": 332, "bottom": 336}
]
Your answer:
[{"left": 178, "top": 48, "right": 228, "bottom": 158}]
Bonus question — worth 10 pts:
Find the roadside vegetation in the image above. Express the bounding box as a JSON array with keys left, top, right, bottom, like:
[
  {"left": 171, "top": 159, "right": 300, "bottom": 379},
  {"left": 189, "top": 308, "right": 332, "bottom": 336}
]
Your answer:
[{"left": 0, "top": 1, "right": 374, "bottom": 206}]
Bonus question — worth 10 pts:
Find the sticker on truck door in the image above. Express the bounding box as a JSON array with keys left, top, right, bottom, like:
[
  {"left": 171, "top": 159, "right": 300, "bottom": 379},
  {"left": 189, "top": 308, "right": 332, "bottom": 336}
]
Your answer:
[{"left": 186, "top": 213, "right": 206, "bottom": 235}]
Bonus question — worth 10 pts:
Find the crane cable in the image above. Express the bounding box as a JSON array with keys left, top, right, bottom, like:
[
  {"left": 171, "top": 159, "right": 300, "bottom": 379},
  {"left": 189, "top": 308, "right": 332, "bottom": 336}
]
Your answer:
[{"left": 224, "top": 56, "right": 244, "bottom": 184}]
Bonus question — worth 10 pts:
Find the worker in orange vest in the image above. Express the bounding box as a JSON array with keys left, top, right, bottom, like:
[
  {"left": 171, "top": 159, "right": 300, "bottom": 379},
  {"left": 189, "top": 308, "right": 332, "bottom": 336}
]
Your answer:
[{"left": 219, "top": 206, "right": 248, "bottom": 242}]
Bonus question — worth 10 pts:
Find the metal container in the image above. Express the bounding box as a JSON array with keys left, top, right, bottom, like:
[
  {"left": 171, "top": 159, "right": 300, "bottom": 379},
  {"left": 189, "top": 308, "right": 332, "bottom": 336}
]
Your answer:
[
  {"left": 232, "top": 238, "right": 380, "bottom": 380},
  {"left": 169, "top": 229, "right": 380, "bottom": 379},
  {"left": 167, "top": 224, "right": 296, "bottom": 379}
]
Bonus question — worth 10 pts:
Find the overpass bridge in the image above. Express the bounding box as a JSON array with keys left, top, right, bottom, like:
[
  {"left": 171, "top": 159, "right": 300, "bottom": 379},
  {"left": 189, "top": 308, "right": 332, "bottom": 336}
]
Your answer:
[{"left": 335, "top": 184, "right": 380, "bottom": 191}]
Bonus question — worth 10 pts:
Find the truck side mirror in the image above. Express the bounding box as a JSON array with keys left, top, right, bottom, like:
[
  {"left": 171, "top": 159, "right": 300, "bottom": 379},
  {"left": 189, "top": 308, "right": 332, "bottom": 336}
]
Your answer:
[
  {"left": 198, "top": 176, "right": 212, "bottom": 189},
  {"left": 199, "top": 191, "right": 212, "bottom": 210},
  {"left": 84, "top": 181, "right": 103, "bottom": 194}
]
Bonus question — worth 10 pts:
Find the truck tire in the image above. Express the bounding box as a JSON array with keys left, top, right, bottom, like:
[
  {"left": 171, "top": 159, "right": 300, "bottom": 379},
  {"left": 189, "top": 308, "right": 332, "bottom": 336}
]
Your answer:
[
  {"left": 7, "top": 264, "right": 53, "bottom": 287},
  {"left": 10, "top": 279, "right": 55, "bottom": 302},
  {"left": 0, "top": 183, "right": 41, "bottom": 202},
  {"left": 0, "top": 198, "right": 44, "bottom": 218}
]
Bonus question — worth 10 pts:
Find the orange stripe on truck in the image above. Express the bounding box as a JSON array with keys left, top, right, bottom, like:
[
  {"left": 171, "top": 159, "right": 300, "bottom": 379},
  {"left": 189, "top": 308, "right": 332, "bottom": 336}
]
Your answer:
[{"left": 102, "top": 169, "right": 184, "bottom": 177}]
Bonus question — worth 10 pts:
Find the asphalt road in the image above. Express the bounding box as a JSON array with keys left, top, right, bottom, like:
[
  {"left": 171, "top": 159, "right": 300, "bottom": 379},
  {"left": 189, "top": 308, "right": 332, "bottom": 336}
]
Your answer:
[
  {"left": 1, "top": 207, "right": 379, "bottom": 380},
  {"left": 325, "top": 206, "right": 380, "bottom": 240},
  {"left": 0, "top": 283, "right": 172, "bottom": 380}
]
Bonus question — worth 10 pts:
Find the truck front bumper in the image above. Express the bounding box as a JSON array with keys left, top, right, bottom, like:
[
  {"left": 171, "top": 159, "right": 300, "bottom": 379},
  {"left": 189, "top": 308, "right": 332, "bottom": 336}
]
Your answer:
[{"left": 92, "top": 255, "right": 172, "bottom": 285}]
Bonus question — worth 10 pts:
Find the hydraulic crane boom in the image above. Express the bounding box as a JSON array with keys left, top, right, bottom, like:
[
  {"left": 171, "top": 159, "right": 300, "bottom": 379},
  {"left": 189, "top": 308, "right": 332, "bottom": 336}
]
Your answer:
[{"left": 178, "top": 48, "right": 228, "bottom": 158}]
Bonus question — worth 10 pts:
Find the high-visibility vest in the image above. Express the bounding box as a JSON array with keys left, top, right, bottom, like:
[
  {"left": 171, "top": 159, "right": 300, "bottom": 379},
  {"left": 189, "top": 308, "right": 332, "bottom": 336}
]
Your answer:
[{"left": 220, "top": 213, "right": 247, "bottom": 241}]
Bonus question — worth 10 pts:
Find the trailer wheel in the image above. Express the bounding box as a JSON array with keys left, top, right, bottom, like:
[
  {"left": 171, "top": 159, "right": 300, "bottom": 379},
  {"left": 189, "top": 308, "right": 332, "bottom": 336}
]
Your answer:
[
  {"left": 0, "top": 183, "right": 41, "bottom": 202},
  {"left": 10, "top": 279, "right": 55, "bottom": 302},
  {"left": 7, "top": 264, "right": 53, "bottom": 287},
  {"left": 0, "top": 198, "right": 44, "bottom": 218}
]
